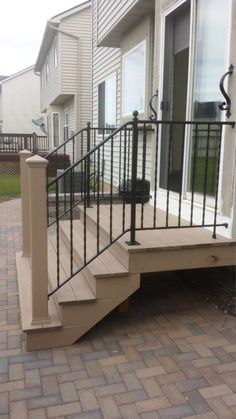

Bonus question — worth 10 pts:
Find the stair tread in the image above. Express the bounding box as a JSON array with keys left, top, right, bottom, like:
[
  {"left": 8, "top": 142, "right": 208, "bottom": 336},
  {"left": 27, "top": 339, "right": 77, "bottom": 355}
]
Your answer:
[
  {"left": 60, "top": 220, "right": 128, "bottom": 278},
  {"left": 16, "top": 253, "right": 61, "bottom": 332},
  {"left": 48, "top": 236, "right": 96, "bottom": 304}
]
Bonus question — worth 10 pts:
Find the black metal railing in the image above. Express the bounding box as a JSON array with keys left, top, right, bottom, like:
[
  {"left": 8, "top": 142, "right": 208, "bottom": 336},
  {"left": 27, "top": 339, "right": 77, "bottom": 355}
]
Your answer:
[
  {"left": 0, "top": 133, "right": 48, "bottom": 153},
  {"left": 46, "top": 125, "right": 117, "bottom": 225},
  {"left": 47, "top": 113, "right": 234, "bottom": 297}
]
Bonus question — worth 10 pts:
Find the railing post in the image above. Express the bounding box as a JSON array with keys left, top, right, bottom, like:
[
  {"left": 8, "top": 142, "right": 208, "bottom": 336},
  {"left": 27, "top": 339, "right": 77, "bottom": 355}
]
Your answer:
[
  {"left": 126, "top": 111, "right": 140, "bottom": 245},
  {"left": 86, "top": 122, "right": 91, "bottom": 208},
  {"left": 26, "top": 155, "right": 50, "bottom": 324},
  {"left": 19, "top": 149, "right": 32, "bottom": 256},
  {"left": 32, "top": 132, "right": 38, "bottom": 154}
]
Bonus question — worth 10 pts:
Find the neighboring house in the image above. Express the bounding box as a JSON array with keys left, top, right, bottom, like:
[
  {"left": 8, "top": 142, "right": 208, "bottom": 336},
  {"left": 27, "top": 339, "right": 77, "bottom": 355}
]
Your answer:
[
  {"left": 0, "top": 75, "right": 8, "bottom": 133},
  {"left": 92, "top": 0, "right": 236, "bottom": 240},
  {"left": 35, "top": 1, "right": 92, "bottom": 153},
  {"left": 0, "top": 66, "right": 44, "bottom": 135}
]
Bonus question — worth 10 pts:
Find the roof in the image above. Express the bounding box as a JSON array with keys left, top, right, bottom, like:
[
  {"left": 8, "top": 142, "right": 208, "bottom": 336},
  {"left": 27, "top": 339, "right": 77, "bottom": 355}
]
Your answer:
[
  {"left": 35, "top": 1, "right": 91, "bottom": 73},
  {"left": 0, "top": 75, "right": 8, "bottom": 82},
  {"left": 0, "top": 65, "right": 35, "bottom": 84}
]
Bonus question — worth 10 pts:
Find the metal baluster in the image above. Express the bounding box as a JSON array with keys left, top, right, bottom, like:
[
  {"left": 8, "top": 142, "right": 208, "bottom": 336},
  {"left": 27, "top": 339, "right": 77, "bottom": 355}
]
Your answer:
[
  {"left": 83, "top": 158, "right": 87, "bottom": 264},
  {"left": 56, "top": 180, "right": 60, "bottom": 288},
  {"left": 166, "top": 123, "right": 173, "bottom": 228},
  {"left": 202, "top": 124, "right": 210, "bottom": 226},
  {"left": 86, "top": 122, "right": 91, "bottom": 208},
  {"left": 141, "top": 123, "right": 147, "bottom": 229},
  {"left": 81, "top": 130, "right": 84, "bottom": 158},
  {"left": 127, "top": 129, "right": 131, "bottom": 179},
  {"left": 73, "top": 137, "right": 75, "bottom": 165},
  {"left": 110, "top": 136, "right": 114, "bottom": 244},
  {"left": 70, "top": 168, "right": 73, "bottom": 277},
  {"left": 190, "top": 124, "right": 199, "bottom": 226},
  {"left": 153, "top": 123, "right": 159, "bottom": 228},
  {"left": 122, "top": 127, "right": 127, "bottom": 233},
  {"left": 178, "top": 123, "right": 186, "bottom": 227},
  {"left": 102, "top": 144, "right": 105, "bottom": 197},
  {"left": 97, "top": 148, "right": 100, "bottom": 253},
  {"left": 127, "top": 111, "right": 139, "bottom": 245},
  {"left": 119, "top": 131, "right": 122, "bottom": 186},
  {"left": 213, "top": 124, "right": 223, "bottom": 239}
]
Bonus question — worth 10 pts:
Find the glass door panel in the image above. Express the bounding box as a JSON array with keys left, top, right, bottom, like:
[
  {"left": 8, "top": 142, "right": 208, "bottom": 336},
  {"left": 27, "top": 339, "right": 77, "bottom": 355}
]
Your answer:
[
  {"left": 188, "top": 0, "right": 230, "bottom": 197},
  {"left": 160, "top": 2, "right": 190, "bottom": 193}
]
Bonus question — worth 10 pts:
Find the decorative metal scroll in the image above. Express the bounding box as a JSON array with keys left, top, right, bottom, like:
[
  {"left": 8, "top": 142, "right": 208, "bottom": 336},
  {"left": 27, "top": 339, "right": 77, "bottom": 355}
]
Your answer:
[
  {"left": 219, "top": 64, "right": 234, "bottom": 118},
  {"left": 149, "top": 90, "right": 159, "bottom": 120}
]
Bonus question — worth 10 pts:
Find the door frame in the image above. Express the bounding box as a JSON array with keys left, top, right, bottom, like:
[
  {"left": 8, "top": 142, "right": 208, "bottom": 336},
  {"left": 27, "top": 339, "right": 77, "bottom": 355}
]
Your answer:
[{"left": 152, "top": 0, "right": 232, "bottom": 236}]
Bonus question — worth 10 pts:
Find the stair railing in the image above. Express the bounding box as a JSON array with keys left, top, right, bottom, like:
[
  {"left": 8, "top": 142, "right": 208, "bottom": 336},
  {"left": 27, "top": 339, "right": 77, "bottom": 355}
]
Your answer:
[{"left": 47, "top": 112, "right": 235, "bottom": 297}]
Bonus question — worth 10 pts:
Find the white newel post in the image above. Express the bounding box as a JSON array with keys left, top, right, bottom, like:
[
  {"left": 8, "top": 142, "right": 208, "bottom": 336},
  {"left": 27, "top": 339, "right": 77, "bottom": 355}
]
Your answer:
[
  {"left": 19, "top": 149, "right": 32, "bottom": 257},
  {"left": 26, "top": 155, "right": 50, "bottom": 324}
]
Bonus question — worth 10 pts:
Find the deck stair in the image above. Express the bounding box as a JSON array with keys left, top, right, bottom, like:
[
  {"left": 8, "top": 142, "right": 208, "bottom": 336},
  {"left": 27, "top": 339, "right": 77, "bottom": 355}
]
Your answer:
[{"left": 17, "top": 203, "right": 236, "bottom": 351}]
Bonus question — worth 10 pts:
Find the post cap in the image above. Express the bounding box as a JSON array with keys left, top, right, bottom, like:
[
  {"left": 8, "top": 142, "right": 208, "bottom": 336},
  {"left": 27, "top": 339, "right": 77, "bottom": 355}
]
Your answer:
[
  {"left": 19, "top": 149, "right": 33, "bottom": 157},
  {"left": 26, "top": 154, "right": 49, "bottom": 168}
]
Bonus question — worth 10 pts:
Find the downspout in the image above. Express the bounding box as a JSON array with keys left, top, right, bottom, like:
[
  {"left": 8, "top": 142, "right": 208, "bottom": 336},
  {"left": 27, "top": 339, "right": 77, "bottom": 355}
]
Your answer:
[{"left": 48, "top": 24, "right": 81, "bottom": 134}]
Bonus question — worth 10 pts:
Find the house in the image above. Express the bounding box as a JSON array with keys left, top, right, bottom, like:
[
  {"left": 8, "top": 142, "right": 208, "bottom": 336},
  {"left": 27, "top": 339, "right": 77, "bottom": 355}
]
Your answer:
[
  {"left": 16, "top": 0, "right": 236, "bottom": 350},
  {"left": 0, "top": 67, "right": 44, "bottom": 135},
  {"left": 0, "top": 75, "right": 8, "bottom": 133},
  {"left": 34, "top": 1, "right": 92, "bottom": 154}
]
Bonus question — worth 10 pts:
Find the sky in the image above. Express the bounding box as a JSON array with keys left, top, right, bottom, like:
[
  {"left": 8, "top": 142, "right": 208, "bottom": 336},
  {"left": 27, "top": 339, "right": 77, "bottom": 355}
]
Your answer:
[{"left": 0, "top": 0, "right": 86, "bottom": 76}]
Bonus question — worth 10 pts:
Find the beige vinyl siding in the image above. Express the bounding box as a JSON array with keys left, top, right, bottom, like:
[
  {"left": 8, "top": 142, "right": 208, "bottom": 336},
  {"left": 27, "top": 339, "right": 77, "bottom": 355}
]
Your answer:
[
  {"left": 60, "top": 7, "right": 92, "bottom": 130},
  {"left": 41, "top": 35, "right": 61, "bottom": 112},
  {"left": 93, "top": 1, "right": 153, "bottom": 186},
  {"left": 62, "top": 97, "right": 75, "bottom": 162},
  {"left": 92, "top": 0, "right": 121, "bottom": 128},
  {"left": 97, "top": 0, "right": 139, "bottom": 44}
]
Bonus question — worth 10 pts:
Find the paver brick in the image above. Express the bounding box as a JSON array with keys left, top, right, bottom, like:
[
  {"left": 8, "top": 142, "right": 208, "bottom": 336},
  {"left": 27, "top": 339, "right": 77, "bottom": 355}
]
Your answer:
[
  {"left": 98, "top": 396, "right": 122, "bottom": 419},
  {"left": 199, "top": 384, "right": 233, "bottom": 399},
  {"left": 136, "top": 396, "right": 171, "bottom": 413},
  {"left": 47, "top": 401, "right": 81, "bottom": 417},
  {"left": 59, "top": 382, "right": 78, "bottom": 403},
  {"left": 78, "top": 389, "right": 99, "bottom": 411}
]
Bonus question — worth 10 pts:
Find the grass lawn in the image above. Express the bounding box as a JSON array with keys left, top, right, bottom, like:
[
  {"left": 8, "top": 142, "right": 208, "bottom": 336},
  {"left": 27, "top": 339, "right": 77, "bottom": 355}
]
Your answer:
[{"left": 0, "top": 175, "right": 21, "bottom": 198}]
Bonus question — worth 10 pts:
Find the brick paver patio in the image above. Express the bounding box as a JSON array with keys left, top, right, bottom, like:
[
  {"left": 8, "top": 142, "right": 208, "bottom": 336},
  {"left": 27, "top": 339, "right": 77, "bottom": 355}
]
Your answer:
[{"left": 0, "top": 198, "right": 236, "bottom": 418}]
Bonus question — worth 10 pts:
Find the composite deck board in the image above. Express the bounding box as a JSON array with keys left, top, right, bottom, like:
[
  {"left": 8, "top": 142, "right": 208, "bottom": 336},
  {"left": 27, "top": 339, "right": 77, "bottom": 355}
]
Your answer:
[
  {"left": 49, "top": 235, "right": 95, "bottom": 303},
  {"left": 60, "top": 220, "right": 128, "bottom": 277},
  {"left": 80, "top": 203, "right": 234, "bottom": 251}
]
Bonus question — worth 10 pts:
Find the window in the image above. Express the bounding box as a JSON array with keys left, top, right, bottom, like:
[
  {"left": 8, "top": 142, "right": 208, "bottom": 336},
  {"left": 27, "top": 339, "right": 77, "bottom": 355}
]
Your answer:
[
  {"left": 54, "top": 46, "right": 58, "bottom": 68},
  {"left": 98, "top": 73, "right": 116, "bottom": 130},
  {"left": 52, "top": 113, "right": 59, "bottom": 147},
  {"left": 46, "top": 61, "right": 50, "bottom": 82},
  {"left": 122, "top": 42, "right": 146, "bottom": 116},
  {"left": 64, "top": 109, "right": 69, "bottom": 142}
]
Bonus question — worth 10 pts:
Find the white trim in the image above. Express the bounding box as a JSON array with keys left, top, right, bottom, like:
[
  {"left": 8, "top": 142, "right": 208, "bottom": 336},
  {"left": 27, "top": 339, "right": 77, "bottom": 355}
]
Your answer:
[
  {"left": 98, "top": 71, "right": 117, "bottom": 129},
  {"left": 52, "top": 112, "right": 60, "bottom": 148},
  {"left": 121, "top": 40, "right": 146, "bottom": 118}
]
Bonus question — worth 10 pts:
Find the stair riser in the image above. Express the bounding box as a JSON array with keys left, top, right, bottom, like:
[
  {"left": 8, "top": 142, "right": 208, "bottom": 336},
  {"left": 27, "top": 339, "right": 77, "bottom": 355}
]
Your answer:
[
  {"left": 60, "top": 280, "right": 139, "bottom": 327},
  {"left": 60, "top": 224, "right": 129, "bottom": 297},
  {"left": 80, "top": 209, "right": 129, "bottom": 269},
  {"left": 76, "top": 273, "right": 139, "bottom": 301},
  {"left": 59, "top": 225, "right": 96, "bottom": 293},
  {"left": 25, "top": 324, "right": 90, "bottom": 351}
]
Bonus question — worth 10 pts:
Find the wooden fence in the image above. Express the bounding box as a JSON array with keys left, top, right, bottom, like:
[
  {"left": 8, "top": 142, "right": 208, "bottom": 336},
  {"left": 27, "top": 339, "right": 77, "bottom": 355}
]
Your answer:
[{"left": 0, "top": 133, "right": 48, "bottom": 153}]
